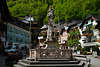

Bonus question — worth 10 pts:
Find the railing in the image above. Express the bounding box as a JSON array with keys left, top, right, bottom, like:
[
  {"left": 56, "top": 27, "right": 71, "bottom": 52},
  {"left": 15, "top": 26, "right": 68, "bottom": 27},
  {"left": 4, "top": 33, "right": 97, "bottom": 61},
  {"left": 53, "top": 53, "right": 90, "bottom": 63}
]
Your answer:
[
  {"left": 82, "top": 33, "right": 93, "bottom": 36},
  {"left": 30, "top": 49, "right": 72, "bottom": 59}
]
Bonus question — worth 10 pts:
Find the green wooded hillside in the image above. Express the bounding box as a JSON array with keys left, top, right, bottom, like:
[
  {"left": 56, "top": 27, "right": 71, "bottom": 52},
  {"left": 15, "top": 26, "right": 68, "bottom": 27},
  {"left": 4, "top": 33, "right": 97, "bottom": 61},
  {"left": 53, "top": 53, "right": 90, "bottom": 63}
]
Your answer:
[
  {"left": 7, "top": 0, "right": 100, "bottom": 24},
  {"left": 7, "top": 0, "right": 53, "bottom": 23},
  {"left": 53, "top": 0, "right": 100, "bottom": 23}
]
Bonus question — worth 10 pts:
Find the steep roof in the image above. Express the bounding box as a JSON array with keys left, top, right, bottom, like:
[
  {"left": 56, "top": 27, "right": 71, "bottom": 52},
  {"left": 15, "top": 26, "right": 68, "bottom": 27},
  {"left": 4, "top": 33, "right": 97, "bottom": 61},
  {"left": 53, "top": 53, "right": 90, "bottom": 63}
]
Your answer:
[
  {"left": 0, "top": 0, "right": 30, "bottom": 31},
  {"left": 0, "top": 0, "right": 13, "bottom": 22},
  {"left": 8, "top": 18, "right": 30, "bottom": 31}
]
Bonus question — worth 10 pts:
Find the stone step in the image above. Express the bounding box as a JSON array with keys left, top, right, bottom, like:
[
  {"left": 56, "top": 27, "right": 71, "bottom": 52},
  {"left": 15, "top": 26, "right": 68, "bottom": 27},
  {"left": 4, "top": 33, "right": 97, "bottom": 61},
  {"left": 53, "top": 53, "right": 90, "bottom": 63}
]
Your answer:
[
  {"left": 18, "top": 61, "right": 29, "bottom": 67},
  {"left": 23, "top": 58, "right": 75, "bottom": 61},
  {"left": 29, "top": 60, "right": 80, "bottom": 64},
  {"left": 15, "top": 57, "right": 85, "bottom": 67},
  {"left": 17, "top": 59, "right": 84, "bottom": 67},
  {"left": 17, "top": 62, "right": 84, "bottom": 67},
  {"left": 20, "top": 59, "right": 39, "bottom": 64},
  {"left": 26, "top": 57, "right": 35, "bottom": 61},
  {"left": 26, "top": 61, "right": 85, "bottom": 67},
  {"left": 37, "top": 58, "right": 73, "bottom": 61},
  {"left": 20, "top": 58, "right": 80, "bottom": 64},
  {"left": 25, "top": 57, "right": 75, "bottom": 61},
  {"left": 19, "top": 59, "right": 31, "bottom": 62},
  {"left": 14, "top": 64, "right": 22, "bottom": 67}
]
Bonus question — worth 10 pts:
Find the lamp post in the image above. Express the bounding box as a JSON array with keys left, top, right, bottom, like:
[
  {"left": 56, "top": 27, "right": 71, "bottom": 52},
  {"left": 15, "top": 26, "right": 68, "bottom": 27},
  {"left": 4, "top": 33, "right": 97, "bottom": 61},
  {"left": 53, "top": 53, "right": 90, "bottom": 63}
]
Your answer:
[
  {"left": 26, "top": 16, "right": 34, "bottom": 57},
  {"left": 29, "top": 16, "right": 32, "bottom": 57},
  {"left": 26, "top": 16, "right": 32, "bottom": 57},
  {"left": 30, "top": 16, "right": 31, "bottom": 46}
]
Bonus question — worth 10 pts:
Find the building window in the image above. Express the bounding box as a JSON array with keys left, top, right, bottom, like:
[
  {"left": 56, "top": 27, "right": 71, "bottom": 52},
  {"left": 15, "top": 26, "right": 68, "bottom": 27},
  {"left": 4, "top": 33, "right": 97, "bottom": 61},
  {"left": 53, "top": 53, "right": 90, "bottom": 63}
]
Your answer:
[
  {"left": 16, "top": 38, "right": 18, "bottom": 42},
  {"left": 9, "top": 26, "right": 13, "bottom": 32}
]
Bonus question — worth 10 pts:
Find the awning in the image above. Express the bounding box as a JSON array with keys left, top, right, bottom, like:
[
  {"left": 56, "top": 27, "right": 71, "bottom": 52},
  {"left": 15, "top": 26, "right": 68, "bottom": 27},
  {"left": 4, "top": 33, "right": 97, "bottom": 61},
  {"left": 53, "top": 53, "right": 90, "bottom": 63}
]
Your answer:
[
  {"left": 84, "top": 42, "right": 100, "bottom": 46},
  {"left": 38, "top": 36, "right": 43, "bottom": 39}
]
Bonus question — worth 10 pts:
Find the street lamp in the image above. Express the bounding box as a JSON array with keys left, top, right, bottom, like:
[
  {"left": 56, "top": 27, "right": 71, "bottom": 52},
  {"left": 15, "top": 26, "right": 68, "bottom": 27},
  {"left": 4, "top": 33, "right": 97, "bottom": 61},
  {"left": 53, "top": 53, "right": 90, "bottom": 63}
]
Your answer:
[
  {"left": 30, "top": 16, "right": 32, "bottom": 45},
  {"left": 29, "top": 0, "right": 31, "bottom": 48},
  {"left": 26, "top": 16, "right": 34, "bottom": 57},
  {"left": 26, "top": 16, "right": 34, "bottom": 45}
]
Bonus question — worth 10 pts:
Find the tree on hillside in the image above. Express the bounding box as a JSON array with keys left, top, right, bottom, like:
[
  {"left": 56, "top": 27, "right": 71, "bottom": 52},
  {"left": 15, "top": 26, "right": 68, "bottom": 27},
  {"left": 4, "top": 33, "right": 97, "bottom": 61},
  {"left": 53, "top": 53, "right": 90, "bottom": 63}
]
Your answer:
[
  {"left": 53, "top": 0, "right": 99, "bottom": 23},
  {"left": 7, "top": 0, "right": 100, "bottom": 24},
  {"left": 7, "top": 0, "right": 53, "bottom": 24}
]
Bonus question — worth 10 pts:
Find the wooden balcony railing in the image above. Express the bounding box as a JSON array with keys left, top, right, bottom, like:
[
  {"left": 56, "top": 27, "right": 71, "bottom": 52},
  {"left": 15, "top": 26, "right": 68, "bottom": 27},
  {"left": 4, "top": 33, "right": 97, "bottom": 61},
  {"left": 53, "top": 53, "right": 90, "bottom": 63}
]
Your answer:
[{"left": 82, "top": 33, "right": 93, "bottom": 36}]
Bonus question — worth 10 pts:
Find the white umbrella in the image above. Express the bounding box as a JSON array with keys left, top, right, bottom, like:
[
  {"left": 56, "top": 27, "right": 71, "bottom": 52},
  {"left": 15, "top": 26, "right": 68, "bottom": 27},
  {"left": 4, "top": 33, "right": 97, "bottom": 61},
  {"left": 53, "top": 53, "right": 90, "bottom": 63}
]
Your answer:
[
  {"left": 25, "top": 17, "right": 34, "bottom": 21},
  {"left": 22, "top": 20, "right": 29, "bottom": 23}
]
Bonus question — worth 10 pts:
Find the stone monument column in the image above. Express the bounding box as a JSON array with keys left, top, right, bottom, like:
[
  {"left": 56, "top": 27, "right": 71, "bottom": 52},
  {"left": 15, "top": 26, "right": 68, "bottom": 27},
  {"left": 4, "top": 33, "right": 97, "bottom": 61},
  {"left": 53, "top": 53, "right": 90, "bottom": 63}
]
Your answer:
[{"left": 47, "top": 24, "right": 52, "bottom": 41}]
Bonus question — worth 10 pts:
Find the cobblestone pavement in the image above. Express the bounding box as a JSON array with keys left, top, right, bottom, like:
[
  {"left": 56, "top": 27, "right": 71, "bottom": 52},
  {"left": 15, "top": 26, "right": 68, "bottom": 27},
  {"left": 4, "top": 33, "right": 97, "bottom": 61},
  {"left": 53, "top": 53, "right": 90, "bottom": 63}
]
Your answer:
[{"left": 87, "top": 55, "right": 100, "bottom": 67}]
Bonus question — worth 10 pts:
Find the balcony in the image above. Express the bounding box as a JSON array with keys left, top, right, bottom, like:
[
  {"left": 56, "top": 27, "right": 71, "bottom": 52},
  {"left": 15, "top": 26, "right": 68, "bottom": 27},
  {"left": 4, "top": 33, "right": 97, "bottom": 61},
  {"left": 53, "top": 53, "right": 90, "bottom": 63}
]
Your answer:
[{"left": 82, "top": 33, "right": 93, "bottom": 37}]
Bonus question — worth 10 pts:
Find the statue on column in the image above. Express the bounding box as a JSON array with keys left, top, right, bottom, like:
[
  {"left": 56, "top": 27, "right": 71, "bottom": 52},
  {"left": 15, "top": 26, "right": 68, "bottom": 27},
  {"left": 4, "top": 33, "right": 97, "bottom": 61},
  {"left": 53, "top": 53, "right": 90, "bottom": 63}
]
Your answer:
[{"left": 47, "top": 6, "right": 54, "bottom": 41}]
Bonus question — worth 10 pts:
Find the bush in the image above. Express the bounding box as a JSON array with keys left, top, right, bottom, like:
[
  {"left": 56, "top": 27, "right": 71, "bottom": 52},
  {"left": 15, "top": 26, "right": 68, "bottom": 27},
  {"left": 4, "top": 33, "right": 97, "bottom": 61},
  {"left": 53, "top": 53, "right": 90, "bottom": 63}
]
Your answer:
[
  {"left": 77, "top": 46, "right": 82, "bottom": 51},
  {"left": 82, "top": 51, "right": 87, "bottom": 55},
  {"left": 56, "top": 42, "right": 60, "bottom": 48}
]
